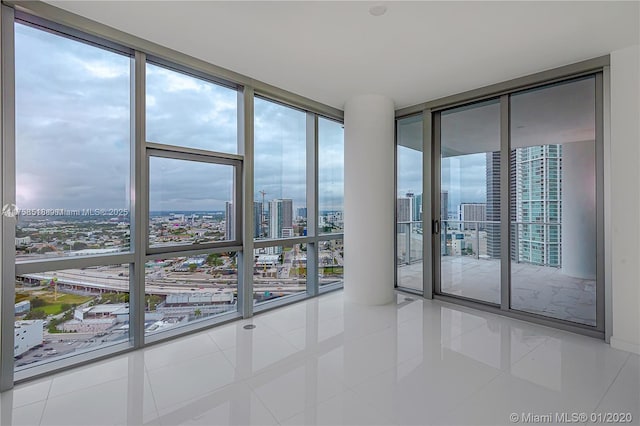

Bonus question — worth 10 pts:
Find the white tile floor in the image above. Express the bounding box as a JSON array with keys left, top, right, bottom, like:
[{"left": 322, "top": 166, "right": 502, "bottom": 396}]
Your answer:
[{"left": 1, "top": 290, "right": 638, "bottom": 426}]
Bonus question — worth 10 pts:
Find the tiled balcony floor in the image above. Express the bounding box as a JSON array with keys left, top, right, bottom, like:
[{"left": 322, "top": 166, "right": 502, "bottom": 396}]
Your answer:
[{"left": 399, "top": 257, "right": 596, "bottom": 326}]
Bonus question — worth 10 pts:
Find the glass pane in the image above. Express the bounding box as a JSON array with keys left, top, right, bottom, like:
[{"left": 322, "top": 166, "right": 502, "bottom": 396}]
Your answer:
[
  {"left": 253, "top": 244, "right": 307, "bottom": 304},
  {"left": 254, "top": 98, "right": 306, "bottom": 240},
  {"left": 144, "top": 252, "right": 238, "bottom": 337},
  {"left": 318, "top": 118, "right": 344, "bottom": 234},
  {"left": 319, "top": 239, "right": 344, "bottom": 287},
  {"left": 510, "top": 77, "right": 596, "bottom": 326},
  {"left": 396, "top": 115, "right": 423, "bottom": 292},
  {"left": 149, "top": 157, "right": 235, "bottom": 248},
  {"left": 15, "top": 23, "right": 131, "bottom": 261},
  {"left": 14, "top": 265, "right": 130, "bottom": 372},
  {"left": 146, "top": 63, "right": 237, "bottom": 153},
  {"left": 440, "top": 99, "right": 501, "bottom": 304}
]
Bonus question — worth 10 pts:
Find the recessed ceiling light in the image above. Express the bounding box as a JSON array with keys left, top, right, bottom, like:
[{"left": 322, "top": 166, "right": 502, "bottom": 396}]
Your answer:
[{"left": 369, "top": 4, "right": 387, "bottom": 16}]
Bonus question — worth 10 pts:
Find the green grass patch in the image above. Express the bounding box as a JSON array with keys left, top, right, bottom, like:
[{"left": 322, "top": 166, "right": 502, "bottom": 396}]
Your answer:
[
  {"left": 35, "top": 292, "right": 91, "bottom": 305},
  {"left": 35, "top": 304, "right": 64, "bottom": 315}
]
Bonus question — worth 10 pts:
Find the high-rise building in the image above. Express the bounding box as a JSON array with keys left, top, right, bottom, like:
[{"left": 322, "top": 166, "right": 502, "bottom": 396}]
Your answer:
[
  {"left": 413, "top": 193, "right": 422, "bottom": 222},
  {"left": 253, "top": 202, "right": 263, "bottom": 238},
  {"left": 486, "top": 152, "right": 501, "bottom": 258},
  {"left": 269, "top": 199, "right": 293, "bottom": 239},
  {"left": 396, "top": 197, "right": 411, "bottom": 222},
  {"left": 458, "top": 203, "right": 486, "bottom": 230},
  {"left": 297, "top": 207, "right": 307, "bottom": 219},
  {"left": 224, "top": 202, "right": 234, "bottom": 240},
  {"left": 440, "top": 190, "right": 448, "bottom": 222},
  {"left": 513, "top": 145, "right": 562, "bottom": 266}
]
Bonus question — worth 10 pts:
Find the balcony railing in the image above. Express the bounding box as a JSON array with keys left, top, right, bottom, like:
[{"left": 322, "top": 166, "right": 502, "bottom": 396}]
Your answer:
[{"left": 397, "top": 219, "right": 562, "bottom": 268}]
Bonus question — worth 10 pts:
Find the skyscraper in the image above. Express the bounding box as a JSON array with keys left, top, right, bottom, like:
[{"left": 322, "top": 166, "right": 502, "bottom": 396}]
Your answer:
[
  {"left": 485, "top": 152, "right": 501, "bottom": 258},
  {"left": 225, "top": 202, "right": 234, "bottom": 240},
  {"left": 513, "top": 145, "right": 562, "bottom": 266},
  {"left": 396, "top": 197, "right": 411, "bottom": 222},
  {"left": 269, "top": 199, "right": 293, "bottom": 239},
  {"left": 415, "top": 193, "right": 422, "bottom": 222},
  {"left": 253, "top": 201, "right": 263, "bottom": 238},
  {"left": 440, "top": 190, "right": 449, "bottom": 221},
  {"left": 458, "top": 203, "right": 486, "bottom": 230}
]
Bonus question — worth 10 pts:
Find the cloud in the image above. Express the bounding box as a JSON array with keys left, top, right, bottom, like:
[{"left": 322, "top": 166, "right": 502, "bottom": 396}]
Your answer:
[{"left": 15, "top": 23, "right": 344, "bottom": 215}]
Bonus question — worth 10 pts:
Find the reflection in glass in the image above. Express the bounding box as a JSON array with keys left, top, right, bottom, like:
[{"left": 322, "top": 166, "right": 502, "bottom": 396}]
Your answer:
[
  {"left": 15, "top": 23, "right": 131, "bottom": 261},
  {"left": 144, "top": 253, "right": 238, "bottom": 337},
  {"left": 254, "top": 244, "right": 307, "bottom": 304},
  {"left": 148, "top": 157, "right": 235, "bottom": 248},
  {"left": 254, "top": 98, "right": 306, "bottom": 240},
  {"left": 14, "top": 265, "right": 130, "bottom": 372},
  {"left": 146, "top": 63, "right": 238, "bottom": 153},
  {"left": 510, "top": 77, "right": 596, "bottom": 326},
  {"left": 396, "top": 115, "right": 423, "bottom": 292},
  {"left": 318, "top": 118, "right": 344, "bottom": 234},
  {"left": 440, "top": 99, "right": 501, "bottom": 304},
  {"left": 318, "top": 239, "right": 344, "bottom": 287}
]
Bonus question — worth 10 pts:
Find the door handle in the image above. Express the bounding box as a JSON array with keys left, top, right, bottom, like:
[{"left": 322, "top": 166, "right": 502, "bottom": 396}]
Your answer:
[{"left": 433, "top": 219, "right": 440, "bottom": 235}]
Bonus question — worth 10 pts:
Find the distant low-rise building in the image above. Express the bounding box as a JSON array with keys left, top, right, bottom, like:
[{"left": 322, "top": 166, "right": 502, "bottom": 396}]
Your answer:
[
  {"left": 62, "top": 303, "right": 128, "bottom": 333},
  {"left": 14, "top": 320, "right": 43, "bottom": 357},
  {"left": 14, "top": 300, "right": 30, "bottom": 315},
  {"left": 15, "top": 236, "right": 31, "bottom": 246}
]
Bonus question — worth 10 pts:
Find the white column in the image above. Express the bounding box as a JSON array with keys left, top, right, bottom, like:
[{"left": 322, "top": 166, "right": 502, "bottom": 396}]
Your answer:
[
  {"left": 561, "top": 140, "right": 596, "bottom": 280},
  {"left": 344, "top": 94, "right": 395, "bottom": 305}
]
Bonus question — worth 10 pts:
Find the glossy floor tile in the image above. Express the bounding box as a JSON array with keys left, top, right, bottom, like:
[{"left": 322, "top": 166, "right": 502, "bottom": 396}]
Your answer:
[{"left": 1, "top": 290, "right": 638, "bottom": 426}]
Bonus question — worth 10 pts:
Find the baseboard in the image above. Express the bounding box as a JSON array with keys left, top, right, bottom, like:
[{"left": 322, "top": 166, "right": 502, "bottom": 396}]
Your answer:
[{"left": 610, "top": 336, "right": 640, "bottom": 355}]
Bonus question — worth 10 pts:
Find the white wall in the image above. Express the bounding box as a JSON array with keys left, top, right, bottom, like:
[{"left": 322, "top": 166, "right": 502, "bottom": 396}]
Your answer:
[{"left": 610, "top": 44, "right": 640, "bottom": 354}]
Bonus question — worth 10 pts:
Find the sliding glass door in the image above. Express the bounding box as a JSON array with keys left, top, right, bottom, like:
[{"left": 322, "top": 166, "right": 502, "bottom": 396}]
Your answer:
[
  {"left": 437, "top": 99, "right": 501, "bottom": 304},
  {"left": 431, "top": 74, "right": 603, "bottom": 332},
  {"left": 509, "top": 77, "right": 597, "bottom": 326}
]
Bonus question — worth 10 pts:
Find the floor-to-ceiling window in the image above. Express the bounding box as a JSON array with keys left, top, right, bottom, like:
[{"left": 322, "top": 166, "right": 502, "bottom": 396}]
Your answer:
[
  {"left": 395, "top": 66, "right": 603, "bottom": 336},
  {"left": 253, "top": 99, "right": 344, "bottom": 306},
  {"left": 2, "top": 6, "right": 343, "bottom": 389},
  {"left": 144, "top": 61, "right": 242, "bottom": 339},
  {"left": 396, "top": 115, "right": 424, "bottom": 292},
  {"left": 318, "top": 118, "right": 345, "bottom": 287},
  {"left": 253, "top": 98, "right": 308, "bottom": 303},
  {"left": 13, "top": 20, "right": 133, "bottom": 372}
]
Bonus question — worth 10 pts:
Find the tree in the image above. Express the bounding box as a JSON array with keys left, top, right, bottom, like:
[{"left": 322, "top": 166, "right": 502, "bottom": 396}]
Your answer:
[
  {"left": 188, "top": 263, "right": 198, "bottom": 272},
  {"left": 207, "top": 253, "right": 223, "bottom": 267},
  {"left": 72, "top": 241, "right": 88, "bottom": 251},
  {"left": 194, "top": 309, "right": 202, "bottom": 317}
]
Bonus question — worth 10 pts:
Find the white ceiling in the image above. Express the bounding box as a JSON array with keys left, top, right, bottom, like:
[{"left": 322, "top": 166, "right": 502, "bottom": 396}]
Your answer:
[{"left": 46, "top": 1, "right": 639, "bottom": 110}]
